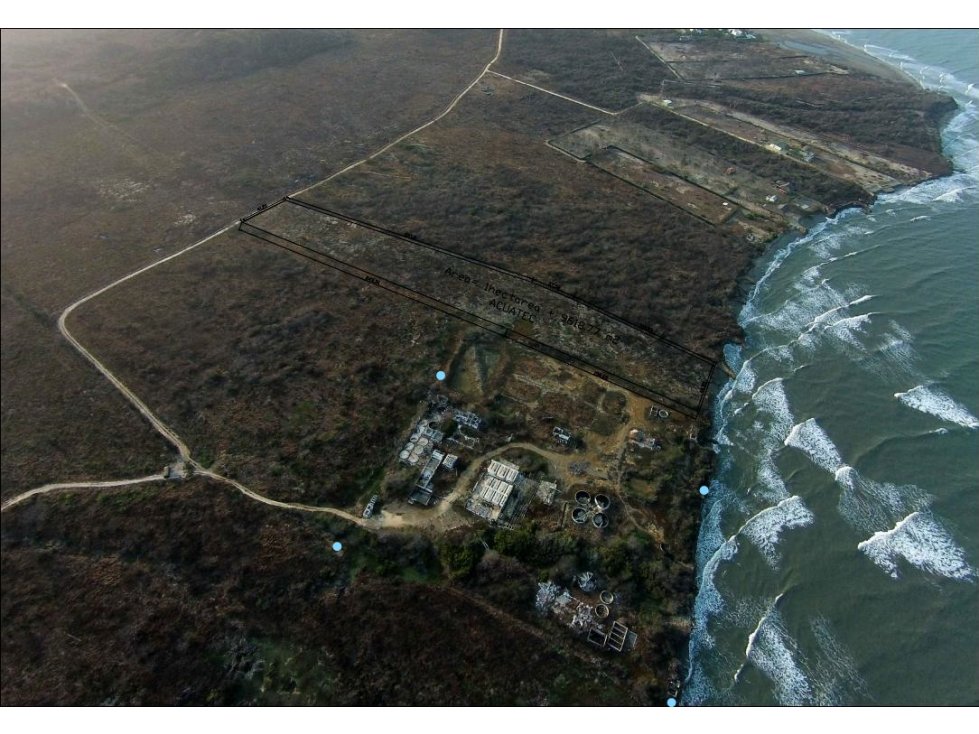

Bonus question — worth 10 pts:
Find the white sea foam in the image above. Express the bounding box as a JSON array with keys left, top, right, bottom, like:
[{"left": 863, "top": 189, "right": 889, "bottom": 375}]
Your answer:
[
  {"left": 869, "top": 321, "right": 920, "bottom": 378},
  {"left": 742, "top": 603, "right": 813, "bottom": 705},
  {"left": 730, "top": 360, "right": 757, "bottom": 395},
  {"left": 895, "top": 384, "right": 979, "bottom": 428},
  {"left": 755, "top": 454, "right": 789, "bottom": 502},
  {"left": 858, "top": 511, "right": 977, "bottom": 581},
  {"left": 753, "top": 378, "right": 793, "bottom": 435},
  {"left": 824, "top": 313, "right": 873, "bottom": 349},
  {"left": 691, "top": 534, "right": 741, "bottom": 650},
  {"left": 809, "top": 617, "right": 869, "bottom": 705},
  {"left": 834, "top": 465, "right": 929, "bottom": 533},
  {"left": 784, "top": 418, "right": 843, "bottom": 473},
  {"left": 740, "top": 209, "right": 861, "bottom": 316},
  {"left": 857, "top": 42, "right": 979, "bottom": 102},
  {"left": 881, "top": 171, "right": 979, "bottom": 208},
  {"left": 741, "top": 496, "right": 815, "bottom": 567}
]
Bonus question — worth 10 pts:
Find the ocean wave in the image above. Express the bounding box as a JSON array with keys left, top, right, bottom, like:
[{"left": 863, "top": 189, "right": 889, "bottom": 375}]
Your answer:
[
  {"left": 729, "top": 359, "right": 757, "bottom": 396},
  {"left": 784, "top": 418, "right": 843, "bottom": 473},
  {"left": 858, "top": 511, "right": 977, "bottom": 581},
  {"left": 867, "top": 321, "right": 919, "bottom": 378},
  {"left": 755, "top": 454, "right": 789, "bottom": 502},
  {"left": 741, "top": 601, "right": 813, "bottom": 705},
  {"left": 895, "top": 384, "right": 979, "bottom": 428},
  {"left": 809, "top": 617, "right": 870, "bottom": 705},
  {"left": 740, "top": 209, "right": 862, "bottom": 317},
  {"left": 880, "top": 171, "right": 979, "bottom": 208},
  {"left": 820, "top": 313, "right": 874, "bottom": 351},
  {"left": 741, "top": 496, "right": 815, "bottom": 567},
  {"left": 691, "top": 535, "right": 741, "bottom": 649},
  {"left": 834, "top": 465, "right": 930, "bottom": 533},
  {"left": 830, "top": 36, "right": 979, "bottom": 103}
]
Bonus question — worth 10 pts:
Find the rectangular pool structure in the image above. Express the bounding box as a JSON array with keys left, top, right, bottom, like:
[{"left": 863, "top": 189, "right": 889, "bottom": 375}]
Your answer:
[{"left": 239, "top": 198, "right": 716, "bottom": 417}]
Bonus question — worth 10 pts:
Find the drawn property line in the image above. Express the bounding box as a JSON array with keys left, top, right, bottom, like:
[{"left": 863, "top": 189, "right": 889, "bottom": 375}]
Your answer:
[{"left": 239, "top": 197, "right": 716, "bottom": 415}]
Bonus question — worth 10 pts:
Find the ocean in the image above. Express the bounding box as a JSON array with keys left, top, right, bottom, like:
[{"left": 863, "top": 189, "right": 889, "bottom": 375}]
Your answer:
[{"left": 685, "top": 30, "right": 979, "bottom": 706}]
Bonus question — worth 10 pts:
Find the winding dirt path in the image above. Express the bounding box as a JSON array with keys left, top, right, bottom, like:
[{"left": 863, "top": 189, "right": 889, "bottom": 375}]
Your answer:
[
  {"left": 1, "top": 474, "right": 167, "bottom": 511},
  {"left": 4, "top": 31, "right": 508, "bottom": 523}
]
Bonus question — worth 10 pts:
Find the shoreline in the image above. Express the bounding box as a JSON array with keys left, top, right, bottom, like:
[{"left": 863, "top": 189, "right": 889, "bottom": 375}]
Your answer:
[{"left": 682, "top": 36, "right": 969, "bottom": 702}]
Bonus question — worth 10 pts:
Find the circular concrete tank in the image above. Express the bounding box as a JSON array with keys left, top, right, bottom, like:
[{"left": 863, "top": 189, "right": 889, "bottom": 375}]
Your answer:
[
  {"left": 399, "top": 450, "right": 410, "bottom": 461},
  {"left": 592, "top": 512, "right": 609, "bottom": 529},
  {"left": 572, "top": 507, "right": 588, "bottom": 524},
  {"left": 657, "top": 409, "right": 670, "bottom": 419},
  {"left": 595, "top": 604, "right": 610, "bottom": 619},
  {"left": 575, "top": 490, "right": 591, "bottom": 506},
  {"left": 594, "top": 493, "right": 611, "bottom": 511},
  {"left": 600, "top": 590, "right": 615, "bottom": 604}
]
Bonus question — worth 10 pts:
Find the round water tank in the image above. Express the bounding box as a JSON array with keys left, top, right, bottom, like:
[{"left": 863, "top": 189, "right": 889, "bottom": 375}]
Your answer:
[
  {"left": 399, "top": 450, "right": 410, "bottom": 461},
  {"left": 600, "top": 590, "right": 615, "bottom": 605},
  {"left": 595, "top": 604, "right": 610, "bottom": 619},
  {"left": 575, "top": 490, "right": 591, "bottom": 506},
  {"left": 572, "top": 507, "right": 588, "bottom": 524},
  {"left": 594, "top": 493, "right": 611, "bottom": 511},
  {"left": 592, "top": 512, "right": 608, "bottom": 529}
]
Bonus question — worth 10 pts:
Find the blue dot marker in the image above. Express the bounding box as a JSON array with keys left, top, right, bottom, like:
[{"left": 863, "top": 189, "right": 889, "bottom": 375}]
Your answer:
[
  {"left": 699, "top": 485, "right": 710, "bottom": 496},
  {"left": 332, "top": 541, "right": 343, "bottom": 553},
  {"left": 435, "top": 370, "right": 446, "bottom": 381},
  {"left": 667, "top": 697, "right": 677, "bottom": 707}
]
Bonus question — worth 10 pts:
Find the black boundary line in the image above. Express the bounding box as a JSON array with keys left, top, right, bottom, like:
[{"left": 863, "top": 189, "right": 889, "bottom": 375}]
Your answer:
[
  {"left": 239, "top": 218, "right": 703, "bottom": 415},
  {"left": 237, "top": 219, "right": 706, "bottom": 417},
  {"left": 283, "top": 195, "right": 716, "bottom": 368},
  {"left": 605, "top": 138, "right": 788, "bottom": 227},
  {"left": 590, "top": 147, "right": 732, "bottom": 228}
]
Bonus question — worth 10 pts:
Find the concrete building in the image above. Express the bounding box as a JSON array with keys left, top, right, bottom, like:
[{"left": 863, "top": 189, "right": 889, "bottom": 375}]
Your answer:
[
  {"left": 454, "top": 409, "right": 484, "bottom": 431},
  {"left": 486, "top": 458, "right": 520, "bottom": 483},
  {"left": 466, "top": 458, "right": 521, "bottom": 522},
  {"left": 552, "top": 426, "right": 574, "bottom": 447}
]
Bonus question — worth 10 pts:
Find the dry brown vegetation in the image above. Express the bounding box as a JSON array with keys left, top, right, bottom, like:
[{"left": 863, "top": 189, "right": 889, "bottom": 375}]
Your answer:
[
  {"left": 1, "top": 29, "right": 956, "bottom": 707},
  {"left": 69, "top": 230, "right": 458, "bottom": 508},
  {"left": 297, "top": 73, "right": 750, "bottom": 354},
  {"left": 1, "top": 29, "right": 496, "bottom": 498},
  {"left": 1, "top": 479, "right": 636, "bottom": 705}
]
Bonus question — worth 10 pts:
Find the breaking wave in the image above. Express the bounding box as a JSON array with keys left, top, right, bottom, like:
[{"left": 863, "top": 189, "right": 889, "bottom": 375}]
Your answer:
[
  {"left": 784, "top": 418, "right": 843, "bottom": 473},
  {"left": 689, "top": 35, "right": 977, "bottom": 704},
  {"left": 834, "top": 465, "right": 930, "bottom": 533},
  {"left": 858, "top": 512, "right": 977, "bottom": 581},
  {"left": 741, "top": 497, "right": 815, "bottom": 567},
  {"left": 895, "top": 384, "right": 979, "bottom": 428},
  {"left": 741, "top": 601, "right": 813, "bottom": 705}
]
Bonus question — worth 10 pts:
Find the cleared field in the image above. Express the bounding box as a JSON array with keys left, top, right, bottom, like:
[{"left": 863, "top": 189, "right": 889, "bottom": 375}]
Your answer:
[
  {"left": 667, "top": 98, "right": 928, "bottom": 186},
  {"left": 588, "top": 149, "right": 737, "bottom": 225},
  {"left": 550, "top": 112, "right": 800, "bottom": 234},
  {"left": 296, "top": 73, "right": 762, "bottom": 353},
  {"left": 242, "top": 198, "right": 716, "bottom": 415},
  {"left": 641, "top": 37, "right": 843, "bottom": 80}
]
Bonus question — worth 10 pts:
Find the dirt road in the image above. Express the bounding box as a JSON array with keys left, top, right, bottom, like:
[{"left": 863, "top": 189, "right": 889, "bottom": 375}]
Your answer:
[{"left": 7, "top": 31, "right": 509, "bottom": 526}]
